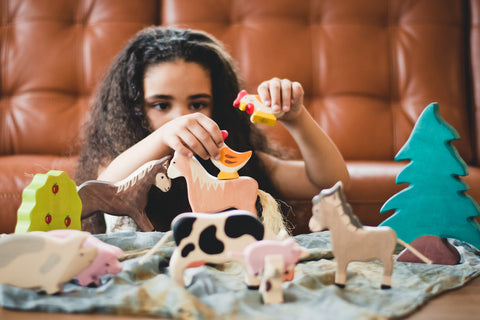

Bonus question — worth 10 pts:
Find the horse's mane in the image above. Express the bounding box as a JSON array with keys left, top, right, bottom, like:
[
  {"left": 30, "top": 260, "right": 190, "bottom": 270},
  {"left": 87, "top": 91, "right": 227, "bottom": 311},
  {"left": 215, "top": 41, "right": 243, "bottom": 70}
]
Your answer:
[
  {"left": 115, "top": 160, "right": 161, "bottom": 193},
  {"left": 314, "top": 183, "right": 363, "bottom": 228},
  {"left": 188, "top": 157, "right": 224, "bottom": 191}
]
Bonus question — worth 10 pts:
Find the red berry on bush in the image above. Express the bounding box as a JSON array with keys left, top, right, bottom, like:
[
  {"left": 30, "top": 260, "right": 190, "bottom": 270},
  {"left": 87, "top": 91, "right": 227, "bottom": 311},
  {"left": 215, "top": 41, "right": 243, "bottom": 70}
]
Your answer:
[
  {"left": 45, "top": 213, "right": 52, "bottom": 224},
  {"left": 64, "top": 215, "right": 71, "bottom": 227}
]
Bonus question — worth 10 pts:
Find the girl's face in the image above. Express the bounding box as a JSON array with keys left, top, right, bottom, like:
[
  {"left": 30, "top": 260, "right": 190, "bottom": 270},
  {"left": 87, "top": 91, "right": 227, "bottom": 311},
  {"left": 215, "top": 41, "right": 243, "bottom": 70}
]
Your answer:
[{"left": 143, "top": 60, "right": 213, "bottom": 130}]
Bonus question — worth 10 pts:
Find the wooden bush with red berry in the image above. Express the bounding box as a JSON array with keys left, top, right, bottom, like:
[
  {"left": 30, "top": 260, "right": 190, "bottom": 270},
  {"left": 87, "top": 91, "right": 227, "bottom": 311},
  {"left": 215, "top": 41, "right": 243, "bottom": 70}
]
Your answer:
[{"left": 15, "top": 170, "right": 82, "bottom": 232}]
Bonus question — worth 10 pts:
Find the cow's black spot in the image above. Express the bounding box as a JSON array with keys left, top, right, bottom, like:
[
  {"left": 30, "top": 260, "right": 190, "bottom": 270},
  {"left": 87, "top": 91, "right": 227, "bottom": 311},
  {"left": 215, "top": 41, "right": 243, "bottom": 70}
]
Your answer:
[
  {"left": 172, "top": 216, "right": 196, "bottom": 245},
  {"left": 224, "top": 214, "right": 264, "bottom": 240},
  {"left": 199, "top": 225, "right": 224, "bottom": 254},
  {"left": 181, "top": 243, "right": 195, "bottom": 258}
]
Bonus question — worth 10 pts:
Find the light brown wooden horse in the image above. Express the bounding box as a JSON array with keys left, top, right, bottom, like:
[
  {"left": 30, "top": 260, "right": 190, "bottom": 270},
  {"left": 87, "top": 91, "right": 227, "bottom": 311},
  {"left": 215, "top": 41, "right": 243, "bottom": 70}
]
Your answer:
[
  {"left": 167, "top": 152, "right": 258, "bottom": 214},
  {"left": 78, "top": 156, "right": 171, "bottom": 232},
  {"left": 167, "top": 151, "right": 287, "bottom": 235},
  {"left": 310, "top": 181, "right": 431, "bottom": 289}
]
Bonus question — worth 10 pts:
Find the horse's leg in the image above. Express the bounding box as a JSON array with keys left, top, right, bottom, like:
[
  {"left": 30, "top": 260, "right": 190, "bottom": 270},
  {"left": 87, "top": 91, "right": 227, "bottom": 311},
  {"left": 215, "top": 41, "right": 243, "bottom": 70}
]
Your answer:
[
  {"left": 335, "top": 259, "right": 348, "bottom": 288},
  {"left": 130, "top": 209, "right": 155, "bottom": 232},
  {"left": 245, "top": 272, "right": 260, "bottom": 289},
  {"left": 381, "top": 255, "right": 393, "bottom": 289},
  {"left": 81, "top": 213, "right": 106, "bottom": 233}
]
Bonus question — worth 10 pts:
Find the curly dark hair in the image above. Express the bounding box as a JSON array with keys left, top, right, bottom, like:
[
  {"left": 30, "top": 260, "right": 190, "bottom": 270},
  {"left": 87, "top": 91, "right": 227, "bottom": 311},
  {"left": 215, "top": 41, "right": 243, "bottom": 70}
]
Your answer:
[{"left": 76, "top": 26, "right": 279, "bottom": 231}]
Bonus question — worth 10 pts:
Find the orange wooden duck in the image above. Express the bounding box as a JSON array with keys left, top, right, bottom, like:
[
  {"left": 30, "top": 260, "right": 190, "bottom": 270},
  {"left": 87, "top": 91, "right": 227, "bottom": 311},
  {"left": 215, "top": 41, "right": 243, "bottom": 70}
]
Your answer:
[{"left": 211, "top": 130, "right": 252, "bottom": 179}]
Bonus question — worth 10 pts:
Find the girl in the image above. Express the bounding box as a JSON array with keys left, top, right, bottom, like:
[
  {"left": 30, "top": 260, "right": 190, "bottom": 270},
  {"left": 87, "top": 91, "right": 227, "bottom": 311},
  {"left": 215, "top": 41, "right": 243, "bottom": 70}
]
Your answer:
[{"left": 76, "top": 26, "right": 349, "bottom": 234}]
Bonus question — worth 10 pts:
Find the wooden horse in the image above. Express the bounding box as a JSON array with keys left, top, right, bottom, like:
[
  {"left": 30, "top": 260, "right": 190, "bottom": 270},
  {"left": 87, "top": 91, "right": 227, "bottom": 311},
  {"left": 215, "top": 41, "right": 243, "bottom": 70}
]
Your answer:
[
  {"left": 167, "top": 152, "right": 286, "bottom": 234},
  {"left": 167, "top": 152, "right": 258, "bottom": 214},
  {"left": 309, "top": 181, "right": 431, "bottom": 289},
  {"left": 78, "top": 156, "right": 171, "bottom": 232}
]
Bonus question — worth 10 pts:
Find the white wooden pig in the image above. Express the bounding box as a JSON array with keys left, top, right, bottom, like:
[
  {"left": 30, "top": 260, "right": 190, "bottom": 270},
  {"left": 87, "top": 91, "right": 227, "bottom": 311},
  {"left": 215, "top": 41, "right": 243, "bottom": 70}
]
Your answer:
[{"left": 0, "top": 231, "right": 97, "bottom": 294}]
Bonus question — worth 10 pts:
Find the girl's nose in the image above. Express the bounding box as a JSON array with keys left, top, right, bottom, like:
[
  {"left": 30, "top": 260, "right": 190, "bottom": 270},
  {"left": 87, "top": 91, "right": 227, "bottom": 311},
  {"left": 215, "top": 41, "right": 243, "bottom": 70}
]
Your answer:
[{"left": 171, "top": 105, "right": 190, "bottom": 118}]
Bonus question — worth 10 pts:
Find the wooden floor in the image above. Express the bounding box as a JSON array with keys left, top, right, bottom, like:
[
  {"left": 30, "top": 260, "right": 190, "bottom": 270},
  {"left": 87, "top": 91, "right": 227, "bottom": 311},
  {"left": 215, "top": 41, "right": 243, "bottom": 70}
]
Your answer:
[
  {"left": 1, "top": 276, "right": 479, "bottom": 319},
  {"left": 408, "top": 275, "right": 480, "bottom": 319}
]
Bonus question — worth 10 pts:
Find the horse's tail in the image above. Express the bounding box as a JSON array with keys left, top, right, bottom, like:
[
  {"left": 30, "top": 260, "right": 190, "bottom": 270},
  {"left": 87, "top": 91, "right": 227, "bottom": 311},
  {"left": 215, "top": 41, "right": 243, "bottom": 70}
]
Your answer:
[
  {"left": 139, "top": 230, "right": 174, "bottom": 265},
  {"left": 396, "top": 238, "right": 432, "bottom": 264},
  {"left": 257, "top": 189, "right": 290, "bottom": 237}
]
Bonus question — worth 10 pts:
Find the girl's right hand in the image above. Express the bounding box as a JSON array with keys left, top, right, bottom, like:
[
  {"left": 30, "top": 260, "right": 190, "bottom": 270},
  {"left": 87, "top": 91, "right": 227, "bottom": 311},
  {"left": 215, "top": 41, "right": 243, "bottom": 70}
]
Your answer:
[{"left": 156, "top": 113, "right": 224, "bottom": 160}]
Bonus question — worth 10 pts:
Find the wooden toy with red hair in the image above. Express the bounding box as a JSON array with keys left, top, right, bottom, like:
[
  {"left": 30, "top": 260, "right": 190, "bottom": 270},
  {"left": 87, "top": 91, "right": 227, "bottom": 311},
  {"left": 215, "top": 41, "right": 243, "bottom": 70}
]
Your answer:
[{"left": 233, "top": 90, "right": 284, "bottom": 126}]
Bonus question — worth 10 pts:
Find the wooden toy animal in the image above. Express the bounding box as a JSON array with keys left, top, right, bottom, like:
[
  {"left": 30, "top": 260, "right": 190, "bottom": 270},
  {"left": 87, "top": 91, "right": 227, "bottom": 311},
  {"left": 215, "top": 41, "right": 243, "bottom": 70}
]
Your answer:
[
  {"left": 231, "top": 238, "right": 308, "bottom": 281},
  {"left": 0, "top": 231, "right": 97, "bottom": 294},
  {"left": 230, "top": 238, "right": 308, "bottom": 304},
  {"left": 309, "top": 182, "right": 431, "bottom": 289},
  {"left": 78, "top": 156, "right": 171, "bottom": 232},
  {"left": 45, "top": 230, "right": 124, "bottom": 286},
  {"left": 160, "top": 210, "right": 277, "bottom": 287},
  {"left": 16, "top": 170, "right": 82, "bottom": 233},
  {"left": 167, "top": 152, "right": 259, "bottom": 215},
  {"left": 259, "top": 255, "right": 285, "bottom": 304},
  {"left": 211, "top": 130, "right": 252, "bottom": 180},
  {"left": 233, "top": 90, "right": 284, "bottom": 126}
]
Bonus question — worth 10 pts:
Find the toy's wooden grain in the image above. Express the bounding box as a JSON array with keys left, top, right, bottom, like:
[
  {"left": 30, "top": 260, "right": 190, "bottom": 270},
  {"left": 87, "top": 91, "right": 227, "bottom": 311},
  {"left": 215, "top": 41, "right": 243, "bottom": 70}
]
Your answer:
[
  {"left": 16, "top": 170, "right": 82, "bottom": 233},
  {"left": 78, "top": 157, "right": 171, "bottom": 232},
  {"left": 380, "top": 103, "right": 480, "bottom": 251}
]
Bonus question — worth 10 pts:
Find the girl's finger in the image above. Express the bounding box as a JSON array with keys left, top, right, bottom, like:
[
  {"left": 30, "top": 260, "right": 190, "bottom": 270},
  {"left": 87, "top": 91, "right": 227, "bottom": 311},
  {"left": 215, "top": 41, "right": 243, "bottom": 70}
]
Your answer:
[
  {"left": 187, "top": 122, "right": 221, "bottom": 160},
  {"left": 258, "top": 81, "right": 271, "bottom": 106},
  {"left": 281, "top": 79, "right": 292, "bottom": 112},
  {"left": 165, "top": 135, "right": 194, "bottom": 159},
  {"left": 196, "top": 115, "right": 224, "bottom": 148},
  {"left": 292, "top": 81, "right": 304, "bottom": 107},
  {"left": 268, "top": 78, "right": 282, "bottom": 112},
  {"left": 178, "top": 129, "right": 211, "bottom": 160}
]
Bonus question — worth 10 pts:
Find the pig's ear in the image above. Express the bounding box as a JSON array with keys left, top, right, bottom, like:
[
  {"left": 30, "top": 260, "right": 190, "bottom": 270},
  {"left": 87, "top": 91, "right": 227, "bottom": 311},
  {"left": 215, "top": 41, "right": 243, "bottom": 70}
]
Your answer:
[
  {"left": 63, "top": 231, "right": 90, "bottom": 247},
  {"left": 84, "top": 246, "right": 97, "bottom": 257}
]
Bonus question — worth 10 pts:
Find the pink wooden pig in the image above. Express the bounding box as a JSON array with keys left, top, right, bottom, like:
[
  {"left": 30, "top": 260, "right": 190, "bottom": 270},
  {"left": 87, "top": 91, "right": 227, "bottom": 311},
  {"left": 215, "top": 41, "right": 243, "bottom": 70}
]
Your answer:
[
  {"left": 259, "top": 254, "right": 285, "bottom": 304},
  {"left": 233, "top": 238, "right": 308, "bottom": 280},
  {"left": 45, "top": 230, "right": 124, "bottom": 286}
]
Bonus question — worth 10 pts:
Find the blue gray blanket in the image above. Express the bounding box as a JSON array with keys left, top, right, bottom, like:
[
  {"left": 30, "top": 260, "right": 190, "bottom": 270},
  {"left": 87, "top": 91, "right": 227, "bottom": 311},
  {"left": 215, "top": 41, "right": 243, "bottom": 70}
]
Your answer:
[{"left": 1, "top": 231, "right": 479, "bottom": 319}]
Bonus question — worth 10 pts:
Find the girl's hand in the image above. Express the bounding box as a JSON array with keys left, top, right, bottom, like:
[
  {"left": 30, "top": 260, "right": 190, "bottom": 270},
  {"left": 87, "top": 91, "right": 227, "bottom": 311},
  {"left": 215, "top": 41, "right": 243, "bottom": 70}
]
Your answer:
[
  {"left": 156, "top": 113, "right": 224, "bottom": 160},
  {"left": 257, "top": 78, "right": 305, "bottom": 122}
]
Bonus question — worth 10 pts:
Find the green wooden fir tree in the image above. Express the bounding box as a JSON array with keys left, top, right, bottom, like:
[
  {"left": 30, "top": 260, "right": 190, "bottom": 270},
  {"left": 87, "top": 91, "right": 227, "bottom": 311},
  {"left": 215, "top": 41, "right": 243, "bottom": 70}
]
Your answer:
[{"left": 380, "top": 102, "right": 480, "bottom": 250}]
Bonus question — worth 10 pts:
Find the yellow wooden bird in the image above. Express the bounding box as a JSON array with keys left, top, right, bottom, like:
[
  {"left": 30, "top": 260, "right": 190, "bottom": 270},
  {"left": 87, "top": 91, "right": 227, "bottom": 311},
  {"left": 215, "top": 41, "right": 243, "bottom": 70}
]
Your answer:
[{"left": 211, "top": 131, "right": 252, "bottom": 179}]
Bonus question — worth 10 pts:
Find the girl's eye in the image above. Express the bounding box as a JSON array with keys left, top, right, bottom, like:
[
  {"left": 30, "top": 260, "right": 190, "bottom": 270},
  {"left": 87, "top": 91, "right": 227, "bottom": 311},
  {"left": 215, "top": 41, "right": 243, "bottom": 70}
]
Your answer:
[
  {"left": 190, "top": 102, "right": 208, "bottom": 110},
  {"left": 151, "top": 102, "right": 170, "bottom": 110}
]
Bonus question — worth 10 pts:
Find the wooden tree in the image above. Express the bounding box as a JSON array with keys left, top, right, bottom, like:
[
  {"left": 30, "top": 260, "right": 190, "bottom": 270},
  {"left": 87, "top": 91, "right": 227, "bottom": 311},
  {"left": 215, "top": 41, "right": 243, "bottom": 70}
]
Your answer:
[
  {"left": 379, "top": 103, "right": 480, "bottom": 250},
  {"left": 16, "top": 170, "right": 82, "bottom": 232}
]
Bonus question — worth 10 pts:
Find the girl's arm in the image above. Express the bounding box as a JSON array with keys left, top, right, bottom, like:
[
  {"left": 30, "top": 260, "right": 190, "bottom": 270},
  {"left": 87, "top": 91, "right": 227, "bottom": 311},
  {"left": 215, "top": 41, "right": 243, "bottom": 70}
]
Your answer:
[
  {"left": 97, "top": 113, "right": 223, "bottom": 181},
  {"left": 257, "top": 78, "right": 350, "bottom": 199}
]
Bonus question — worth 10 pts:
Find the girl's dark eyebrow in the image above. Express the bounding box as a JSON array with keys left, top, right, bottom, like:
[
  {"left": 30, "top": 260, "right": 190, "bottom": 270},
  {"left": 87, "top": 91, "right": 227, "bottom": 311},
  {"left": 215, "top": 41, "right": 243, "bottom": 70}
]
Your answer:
[
  {"left": 189, "top": 94, "right": 212, "bottom": 100},
  {"left": 145, "top": 94, "right": 212, "bottom": 101},
  {"left": 145, "top": 94, "right": 172, "bottom": 101}
]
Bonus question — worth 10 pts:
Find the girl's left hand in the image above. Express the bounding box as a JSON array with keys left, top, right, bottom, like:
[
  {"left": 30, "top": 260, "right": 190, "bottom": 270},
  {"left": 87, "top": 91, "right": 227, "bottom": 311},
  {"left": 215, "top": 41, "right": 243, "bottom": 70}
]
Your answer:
[{"left": 257, "top": 78, "right": 304, "bottom": 122}]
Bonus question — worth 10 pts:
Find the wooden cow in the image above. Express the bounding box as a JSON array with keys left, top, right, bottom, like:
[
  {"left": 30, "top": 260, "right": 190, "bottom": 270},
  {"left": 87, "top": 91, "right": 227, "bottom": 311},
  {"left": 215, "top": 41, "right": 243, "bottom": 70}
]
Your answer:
[{"left": 168, "top": 210, "right": 277, "bottom": 286}]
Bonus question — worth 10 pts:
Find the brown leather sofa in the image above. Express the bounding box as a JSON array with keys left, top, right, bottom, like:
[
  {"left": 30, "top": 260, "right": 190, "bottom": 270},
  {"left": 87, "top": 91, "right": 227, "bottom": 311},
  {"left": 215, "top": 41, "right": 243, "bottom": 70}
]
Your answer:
[{"left": 1, "top": 0, "right": 479, "bottom": 235}]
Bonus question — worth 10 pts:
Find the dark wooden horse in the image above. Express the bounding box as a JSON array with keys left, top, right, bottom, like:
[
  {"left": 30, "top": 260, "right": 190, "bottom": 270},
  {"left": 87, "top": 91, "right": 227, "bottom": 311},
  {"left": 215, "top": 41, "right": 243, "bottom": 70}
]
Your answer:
[{"left": 78, "top": 156, "right": 171, "bottom": 231}]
